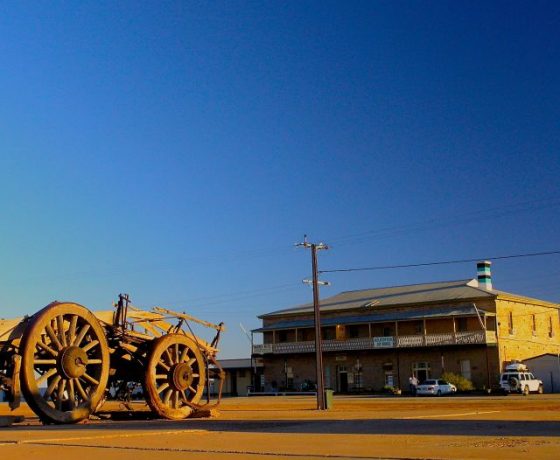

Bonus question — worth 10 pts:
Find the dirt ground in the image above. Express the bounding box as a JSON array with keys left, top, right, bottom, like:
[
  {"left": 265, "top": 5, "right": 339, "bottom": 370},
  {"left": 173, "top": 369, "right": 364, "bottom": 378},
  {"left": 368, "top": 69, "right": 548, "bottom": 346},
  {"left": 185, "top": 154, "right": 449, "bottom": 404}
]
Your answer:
[{"left": 1, "top": 394, "right": 560, "bottom": 459}]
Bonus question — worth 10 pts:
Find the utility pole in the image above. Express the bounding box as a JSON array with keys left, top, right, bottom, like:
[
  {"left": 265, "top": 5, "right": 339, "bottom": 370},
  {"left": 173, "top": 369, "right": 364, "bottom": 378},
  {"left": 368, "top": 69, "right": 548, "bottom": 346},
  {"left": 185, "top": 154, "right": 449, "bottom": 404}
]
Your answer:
[{"left": 297, "top": 235, "right": 329, "bottom": 410}]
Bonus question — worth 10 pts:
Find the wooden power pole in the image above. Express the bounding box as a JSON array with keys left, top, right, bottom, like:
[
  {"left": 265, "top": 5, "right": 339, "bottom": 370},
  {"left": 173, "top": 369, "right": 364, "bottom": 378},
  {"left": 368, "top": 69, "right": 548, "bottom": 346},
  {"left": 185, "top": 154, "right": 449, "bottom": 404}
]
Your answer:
[{"left": 297, "top": 235, "right": 329, "bottom": 410}]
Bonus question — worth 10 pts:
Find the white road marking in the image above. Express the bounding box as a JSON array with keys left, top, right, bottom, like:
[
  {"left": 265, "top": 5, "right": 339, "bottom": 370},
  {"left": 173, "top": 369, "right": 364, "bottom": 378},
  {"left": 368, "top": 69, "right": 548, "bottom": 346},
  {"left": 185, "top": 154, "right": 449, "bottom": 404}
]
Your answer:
[
  {"left": 400, "top": 410, "right": 501, "bottom": 419},
  {"left": 0, "top": 428, "right": 207, "bottom": 446}
]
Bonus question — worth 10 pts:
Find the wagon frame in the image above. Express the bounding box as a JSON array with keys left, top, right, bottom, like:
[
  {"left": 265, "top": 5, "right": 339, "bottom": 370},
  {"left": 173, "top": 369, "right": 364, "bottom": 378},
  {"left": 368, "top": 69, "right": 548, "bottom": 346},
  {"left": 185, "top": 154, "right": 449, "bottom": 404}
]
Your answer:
[{"left": 0, "top": 294, "right": 225, "bottom": 424}]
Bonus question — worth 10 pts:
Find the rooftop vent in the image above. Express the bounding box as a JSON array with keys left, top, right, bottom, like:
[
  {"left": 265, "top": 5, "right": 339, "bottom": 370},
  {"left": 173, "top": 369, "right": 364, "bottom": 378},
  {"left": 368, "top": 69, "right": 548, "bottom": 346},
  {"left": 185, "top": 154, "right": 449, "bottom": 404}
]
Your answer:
[{"left": 477, "top": 260, "right": 492, "bottom": 290}]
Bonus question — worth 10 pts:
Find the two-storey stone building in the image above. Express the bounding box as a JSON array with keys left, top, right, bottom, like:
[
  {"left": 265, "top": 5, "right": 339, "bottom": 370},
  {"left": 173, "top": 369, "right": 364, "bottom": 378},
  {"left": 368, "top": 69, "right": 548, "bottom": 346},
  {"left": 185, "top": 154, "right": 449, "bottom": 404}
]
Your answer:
[{"left": 252, "top": 262, "right": 560, "bottom": 392}]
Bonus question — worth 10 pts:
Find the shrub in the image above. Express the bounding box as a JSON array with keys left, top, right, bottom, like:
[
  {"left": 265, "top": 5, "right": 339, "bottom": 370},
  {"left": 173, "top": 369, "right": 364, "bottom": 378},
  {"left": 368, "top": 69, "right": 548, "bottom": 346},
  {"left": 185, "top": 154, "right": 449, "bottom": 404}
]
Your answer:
[{"left": 441, "top": 372, "right": 474, "bottom": 392}]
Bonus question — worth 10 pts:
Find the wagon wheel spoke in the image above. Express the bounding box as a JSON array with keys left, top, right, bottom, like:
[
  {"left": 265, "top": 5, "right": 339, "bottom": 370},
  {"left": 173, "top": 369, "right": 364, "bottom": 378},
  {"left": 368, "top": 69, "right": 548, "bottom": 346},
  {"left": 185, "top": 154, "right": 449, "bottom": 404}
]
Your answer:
[
  {"left": 186, "top": 358, "right": 196, "bottom": 366},
  {"left": 174, "top": 344, "right": 180, "bottom": 364},
  {"left": 157, "top": 382, "right": 169, "bottom": 394},
  {"left": 172, "top": 390, "right": 179, "bottom": 409},
  {"left": 56, "top": 379, "right": 66, "bottom": 410},
  {"left": 82, "top": 340, "right": 99, "bottom": 352},
  {"left": 68, "top": 315, "right": 78, "bottom": 344},
  {"left": 45, "top": 323, "right": 63, "bottom": 351},
  {"left": 57, "top": 315, "right": 67, "bottom": 347},
  {"left": 75, "top": 379, "right": 89, "bottom": 400},
  {"left": 179, "top": 345, "right": 188, "bottom": 363},
  {"left": 164, "top": 348, "right": 173, "bottom": 366},
  {"left": 37, "top": 367, "right": 58, "bottom": 386},
  {"left": 82, "top": 373, "right": 99, "bottom": 386},
  {"left": 157, "top": 360, "right": 170, "bottom": 372},
  {"left": 73, "top": 324, "right": 91, "bottom": 347},
  {"left": 87, "top": 359, "right": 103, "bottom": 365},
  {"left": 45, "top": 375, "right": 62, "bottom": 399},
  {"left": 34, "top": 359, "right": 57, "bottom": 365},
  {"left": 163, "top": 388, "right": 173, "bottom": 405},
  {"left": 37, "top": 340, "right": 58, "bottom": 357},
  {"left": 67, "top": 379, "right": 76, "bottom": 408}
]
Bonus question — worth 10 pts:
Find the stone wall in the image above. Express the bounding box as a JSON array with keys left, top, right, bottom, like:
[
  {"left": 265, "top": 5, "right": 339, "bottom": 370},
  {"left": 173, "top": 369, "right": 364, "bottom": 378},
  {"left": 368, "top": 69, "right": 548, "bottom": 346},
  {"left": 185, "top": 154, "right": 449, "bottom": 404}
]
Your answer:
[{"left": 496, "top": 298, "right": 560, "bottom": 367}]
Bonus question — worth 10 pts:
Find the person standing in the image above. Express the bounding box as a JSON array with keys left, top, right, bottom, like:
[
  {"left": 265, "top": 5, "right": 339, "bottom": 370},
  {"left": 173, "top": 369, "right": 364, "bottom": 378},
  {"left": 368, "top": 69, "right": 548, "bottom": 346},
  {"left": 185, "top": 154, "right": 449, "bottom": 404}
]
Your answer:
[{"left": 409, "top": 375, "right": 418, "bottom": 395}]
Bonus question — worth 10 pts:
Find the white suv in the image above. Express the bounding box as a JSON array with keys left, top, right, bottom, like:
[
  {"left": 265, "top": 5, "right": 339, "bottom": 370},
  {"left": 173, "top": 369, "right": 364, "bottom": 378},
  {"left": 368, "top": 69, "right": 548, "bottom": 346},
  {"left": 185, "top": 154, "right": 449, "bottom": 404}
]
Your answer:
[{"left": 499, "top": 363, "right": 543, "bottom": 395}]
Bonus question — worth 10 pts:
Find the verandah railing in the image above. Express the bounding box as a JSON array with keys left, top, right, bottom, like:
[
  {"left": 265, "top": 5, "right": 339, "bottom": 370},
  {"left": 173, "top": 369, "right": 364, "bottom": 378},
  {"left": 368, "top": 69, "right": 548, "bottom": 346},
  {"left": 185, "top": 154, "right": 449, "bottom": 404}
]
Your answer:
[{"left": 252, "top": 330, "right": 495, "bottom": 354}]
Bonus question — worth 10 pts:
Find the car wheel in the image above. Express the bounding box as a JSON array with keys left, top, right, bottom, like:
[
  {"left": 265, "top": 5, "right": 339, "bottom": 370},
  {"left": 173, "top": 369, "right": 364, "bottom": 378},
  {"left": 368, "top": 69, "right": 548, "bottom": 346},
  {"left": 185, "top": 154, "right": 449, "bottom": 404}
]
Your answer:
[
  {"left": 522, "top": 385, "right": 529, "bottom": 396},
  {"left": 538, "top": 385, "right": 544, "bottom": 394}
]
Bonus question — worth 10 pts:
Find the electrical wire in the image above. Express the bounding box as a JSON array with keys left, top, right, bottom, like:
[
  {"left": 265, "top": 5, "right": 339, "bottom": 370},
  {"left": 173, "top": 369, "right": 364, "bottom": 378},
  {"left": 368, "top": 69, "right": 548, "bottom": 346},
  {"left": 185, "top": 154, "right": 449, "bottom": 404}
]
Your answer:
[
  {"left": 327, "top": 198, "right": 560, "bottom": 247},
  {"left": 319, "top": 250, "right": 560, "bottom": 274}
]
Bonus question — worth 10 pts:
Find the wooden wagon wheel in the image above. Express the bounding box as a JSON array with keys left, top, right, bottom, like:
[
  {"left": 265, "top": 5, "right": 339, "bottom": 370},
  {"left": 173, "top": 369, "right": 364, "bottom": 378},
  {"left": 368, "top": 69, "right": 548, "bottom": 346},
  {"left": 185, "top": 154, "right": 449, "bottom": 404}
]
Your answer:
[
  {"left": 20, "top": 302, "right": 110, "bottom": 424},
  {"left": 144, "top": 334, "right": 206, "bottom": 420}
]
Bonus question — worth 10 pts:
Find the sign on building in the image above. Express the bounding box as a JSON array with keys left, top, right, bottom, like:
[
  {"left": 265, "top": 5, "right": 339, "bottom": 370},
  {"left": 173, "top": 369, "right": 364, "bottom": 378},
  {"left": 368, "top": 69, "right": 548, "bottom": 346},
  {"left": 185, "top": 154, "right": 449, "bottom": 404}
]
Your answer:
[{"left": 373, "top": 336, "right": 394, "bottom": 348}]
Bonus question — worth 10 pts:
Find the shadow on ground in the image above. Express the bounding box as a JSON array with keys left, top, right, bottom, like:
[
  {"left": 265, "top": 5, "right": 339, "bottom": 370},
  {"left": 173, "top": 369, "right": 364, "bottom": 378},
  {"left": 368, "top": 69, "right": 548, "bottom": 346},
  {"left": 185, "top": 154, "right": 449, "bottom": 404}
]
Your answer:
[{"left": 7, "top": 416, "right": 560, "bottom": 437}]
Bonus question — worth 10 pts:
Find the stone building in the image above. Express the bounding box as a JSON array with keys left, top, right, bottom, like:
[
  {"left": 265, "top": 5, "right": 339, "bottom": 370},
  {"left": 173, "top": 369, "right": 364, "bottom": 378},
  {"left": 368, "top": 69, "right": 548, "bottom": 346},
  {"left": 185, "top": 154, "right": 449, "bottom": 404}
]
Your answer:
[
  {"left": 219, "top": 358, "right": 263, "bottom": 396},
  {"left": 252, "top": 262, "right": 560, "bottom": 392}
]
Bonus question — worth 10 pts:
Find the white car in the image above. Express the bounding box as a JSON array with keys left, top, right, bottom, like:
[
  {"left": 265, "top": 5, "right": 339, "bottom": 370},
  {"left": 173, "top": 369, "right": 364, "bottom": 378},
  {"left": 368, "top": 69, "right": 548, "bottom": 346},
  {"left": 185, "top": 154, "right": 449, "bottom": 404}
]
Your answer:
[
  {"left": 499, "top": 363, "right": 543, "bottom": 395},
  {"left": 416, "top": 379, "right": 457, "bottom": 396}
]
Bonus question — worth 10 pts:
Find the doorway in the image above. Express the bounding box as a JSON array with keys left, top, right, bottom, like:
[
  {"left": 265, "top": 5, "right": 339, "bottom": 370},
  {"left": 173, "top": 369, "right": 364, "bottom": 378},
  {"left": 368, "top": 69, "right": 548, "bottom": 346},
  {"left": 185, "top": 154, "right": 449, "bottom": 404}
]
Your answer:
[
  {"left": 337, "top": 365, "right": 348, "bottom": 393},
  {"left": 412, "top": 362, "right": 431, "bottom": 383}
]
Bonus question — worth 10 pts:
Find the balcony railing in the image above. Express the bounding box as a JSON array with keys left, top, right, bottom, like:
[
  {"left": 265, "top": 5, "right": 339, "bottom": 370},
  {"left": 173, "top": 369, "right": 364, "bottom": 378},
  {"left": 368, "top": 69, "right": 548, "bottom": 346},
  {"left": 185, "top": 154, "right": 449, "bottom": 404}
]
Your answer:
[{"left": 252, "top": 330, "right": 497, "bottom": 355}]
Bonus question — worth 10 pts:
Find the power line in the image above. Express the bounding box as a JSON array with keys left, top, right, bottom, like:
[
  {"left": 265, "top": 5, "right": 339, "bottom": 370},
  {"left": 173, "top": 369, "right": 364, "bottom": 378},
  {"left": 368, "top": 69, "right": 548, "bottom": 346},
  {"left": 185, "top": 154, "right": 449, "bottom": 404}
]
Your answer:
[
  {"left": 319, "top": 250, "right": 560, "bottom": 274},
  {"left": 327, "top": 198, "right": 560, "bottom": 248}
]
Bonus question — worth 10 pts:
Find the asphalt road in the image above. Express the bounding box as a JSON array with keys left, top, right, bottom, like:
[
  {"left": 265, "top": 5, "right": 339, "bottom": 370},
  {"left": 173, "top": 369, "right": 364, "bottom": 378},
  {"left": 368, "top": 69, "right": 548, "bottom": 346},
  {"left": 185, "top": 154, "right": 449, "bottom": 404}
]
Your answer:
[{"left": 1, "top": 394, "right": 560, "bottom": 459}]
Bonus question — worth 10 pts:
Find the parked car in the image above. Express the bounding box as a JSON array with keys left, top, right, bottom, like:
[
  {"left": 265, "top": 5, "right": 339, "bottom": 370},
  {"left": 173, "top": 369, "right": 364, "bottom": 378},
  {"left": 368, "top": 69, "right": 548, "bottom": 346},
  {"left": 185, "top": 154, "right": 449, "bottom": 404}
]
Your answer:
[
  {"left": 499, "top": 362, "right": 543, "bottom": 395},
  {"left": 416, "top": 379, "right": 457, "bottom": 396}
]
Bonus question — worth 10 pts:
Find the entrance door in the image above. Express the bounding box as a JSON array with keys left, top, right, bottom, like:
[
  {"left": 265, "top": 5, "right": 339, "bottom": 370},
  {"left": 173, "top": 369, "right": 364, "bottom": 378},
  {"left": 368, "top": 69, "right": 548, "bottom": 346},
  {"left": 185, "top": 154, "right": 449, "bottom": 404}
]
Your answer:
[
  {"left": 416, "top": 369, "right": 428, "bottom": 383},
  {"left": 230, "top": 370, "right": 238, "bottom": 396},
  {"left": 412, "top": 362, "right": 431, "bottom": 383},
  {"left": 337, "top": 365, "right": 348, "bottom": 393},
  {"left": 339, "top": 372, "right": 348, "bottom": 393}
]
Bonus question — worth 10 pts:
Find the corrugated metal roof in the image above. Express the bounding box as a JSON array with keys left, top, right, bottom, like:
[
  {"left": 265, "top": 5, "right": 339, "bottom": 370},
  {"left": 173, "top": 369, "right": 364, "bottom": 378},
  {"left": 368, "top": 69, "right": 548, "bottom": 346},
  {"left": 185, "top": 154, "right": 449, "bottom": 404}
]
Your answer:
[
  {"left": 260, "top": 279, "right": 493, "bottom": 318},
  {"left": 219, "top": 358, "right": 253, "bottom": 369},
  {"left": 253, "top": 304, "right": 484, "bottom": 332}
]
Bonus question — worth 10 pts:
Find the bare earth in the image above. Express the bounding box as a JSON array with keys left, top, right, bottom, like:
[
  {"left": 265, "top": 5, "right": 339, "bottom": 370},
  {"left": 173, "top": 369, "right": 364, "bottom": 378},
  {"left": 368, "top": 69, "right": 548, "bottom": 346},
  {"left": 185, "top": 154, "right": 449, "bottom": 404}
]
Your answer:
[{"left": 1, "top": 394, "right": 560, "bottom": 459}]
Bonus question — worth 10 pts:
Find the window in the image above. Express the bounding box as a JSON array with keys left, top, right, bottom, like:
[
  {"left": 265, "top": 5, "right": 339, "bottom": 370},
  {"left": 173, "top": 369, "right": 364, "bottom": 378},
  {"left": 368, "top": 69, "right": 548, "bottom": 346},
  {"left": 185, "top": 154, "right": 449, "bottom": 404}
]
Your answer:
[
  {"left": 532, "top": 314, "right": 537, "bottom": 335},
  {"left": 336, "top": 325, "right": 346, "bottom": 340},
  {"left": 457, "top": 318, "right": 468, "bottom": 332},
  {"left": 383, "top": 326, "right": 393, "bottom": 337},
  {"left": 348, "top": 325, "right": 360, "bottom": 338},
  {"left": 508, "top": 312, "right": 514, "bottom": 334},
  {"left": 414, "top": 321, "right": 422, "bottom": 334},
  {"left": 549, "top": 316, "right": 554, "bottom": 338},
  {"left": 354, "top": 372, "right": 363, "bottom": 390},
  {"left": 277, "top": 331, "right": 288, "bottom": 343},
  {"left": 384, "top": 372, "right": 394, "bottom": 387},
  {"left": 322, "top": 327, "right": 335, "bottom": 340},
  {"left": 460, "top": 359, "right": 471, "bottom": 381}
]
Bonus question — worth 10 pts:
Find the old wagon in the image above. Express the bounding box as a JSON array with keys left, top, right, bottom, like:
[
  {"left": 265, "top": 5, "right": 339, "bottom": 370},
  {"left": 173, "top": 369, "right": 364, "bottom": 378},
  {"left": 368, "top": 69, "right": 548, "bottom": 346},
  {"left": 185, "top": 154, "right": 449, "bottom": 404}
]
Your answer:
[{"left": 0, "top": 294, "right": 225, "bottom": 424}]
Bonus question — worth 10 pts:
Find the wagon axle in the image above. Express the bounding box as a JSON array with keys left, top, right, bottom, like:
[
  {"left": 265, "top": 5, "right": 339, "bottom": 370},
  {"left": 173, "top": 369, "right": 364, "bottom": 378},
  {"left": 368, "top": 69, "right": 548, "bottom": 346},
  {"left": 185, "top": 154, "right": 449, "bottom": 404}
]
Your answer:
[{"left": 59, "top": 346, "right": 88, "bottom": 379}]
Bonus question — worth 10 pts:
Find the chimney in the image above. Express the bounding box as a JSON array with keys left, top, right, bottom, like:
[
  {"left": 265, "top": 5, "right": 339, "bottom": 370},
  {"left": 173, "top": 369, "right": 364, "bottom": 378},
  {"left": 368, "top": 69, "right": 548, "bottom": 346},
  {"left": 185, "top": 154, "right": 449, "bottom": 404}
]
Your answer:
[{"left": 477, "top": 260, "right": 492, "bottom": 290}]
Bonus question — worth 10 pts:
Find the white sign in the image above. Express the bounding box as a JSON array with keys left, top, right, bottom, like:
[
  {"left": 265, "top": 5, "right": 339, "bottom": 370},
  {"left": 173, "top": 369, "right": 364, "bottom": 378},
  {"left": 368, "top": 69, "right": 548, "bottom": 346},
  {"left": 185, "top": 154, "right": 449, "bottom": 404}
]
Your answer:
[
  {"left": 253, "top": 344, "right": 273, "bottom": 354},
  {"left": 373, "top": 336, "right": 394, "bottom": 348}
]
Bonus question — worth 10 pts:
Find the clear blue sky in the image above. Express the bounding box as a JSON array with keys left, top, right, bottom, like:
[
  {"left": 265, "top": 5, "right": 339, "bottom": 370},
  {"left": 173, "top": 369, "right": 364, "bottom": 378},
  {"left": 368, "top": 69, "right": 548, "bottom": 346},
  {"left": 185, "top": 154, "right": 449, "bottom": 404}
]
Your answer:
[{"left": 1, "top": 1, "right": 559, "bottom": 358}]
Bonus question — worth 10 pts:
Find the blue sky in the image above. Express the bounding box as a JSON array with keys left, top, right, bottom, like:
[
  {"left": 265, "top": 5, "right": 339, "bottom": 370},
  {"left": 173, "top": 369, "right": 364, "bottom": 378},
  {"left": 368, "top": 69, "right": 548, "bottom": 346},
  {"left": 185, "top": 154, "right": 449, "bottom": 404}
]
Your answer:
[{"left": 1, "top": 1, "right": 559, "bottom": 358}]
